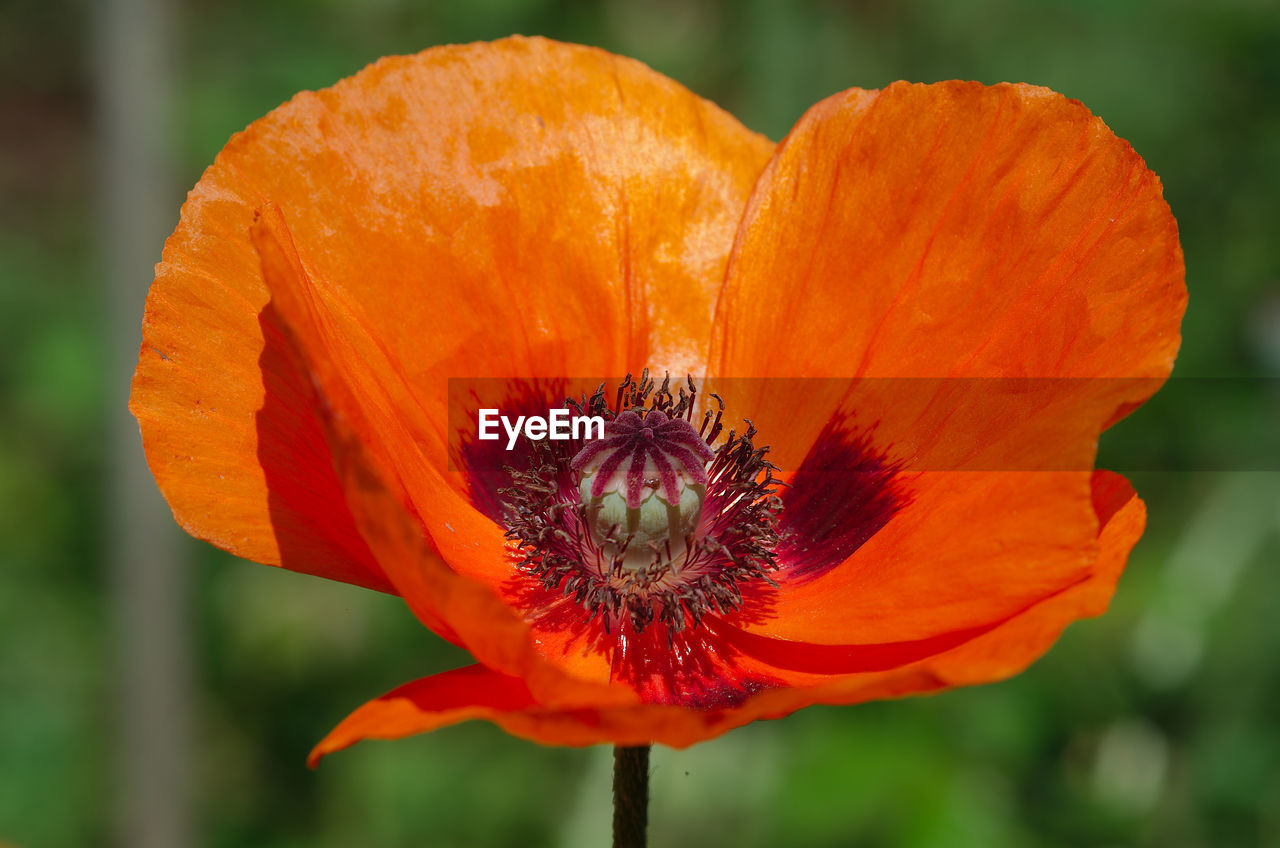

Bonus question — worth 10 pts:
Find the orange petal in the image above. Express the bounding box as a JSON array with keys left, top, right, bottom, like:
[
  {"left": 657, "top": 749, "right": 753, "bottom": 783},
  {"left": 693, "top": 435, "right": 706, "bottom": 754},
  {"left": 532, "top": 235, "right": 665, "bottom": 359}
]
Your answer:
[
  {"left": 131, "top": 36, "right": 771, "bottom": 589},
  {"left": 309, "top": 664, "right": 722, "bottom": 763},
  {"left": 911, "top": 469, "right": 1144, "bottom": 685},
  {"left": 701, "top": 81, "right": 1179, "bottom": 649},
  {"left": 666, "top": 472, "right": 1140, "bottom": 731},
  {"left": 711, "top": 81, "right": 1185, "bottom": 457},
  {"left": 742, "top": 470, "right": 1097, "bottom": 644},
  {"left": 310, "top": 475, "right": 1139, "bottom": 757},
  {"left": 743, "top": 470, "right": 1146, "bottom": 710},
  {"left": 706, "top": 372, "right": 1139, "bottom": 646},
  {"left": 308, "top": 666, "right": 538, "bottom": 766},
  {"left": 251, "top": 204, "right": 632, "bottom": 703},
  {"left": 130, "top": 201, "right": 388, "bottom": 592},
  {"left": 306, "top": 662, "right": 801, "bottom": 759},
  {"left": 712, "top": 470, "right": 1148, "bottom": 742}
]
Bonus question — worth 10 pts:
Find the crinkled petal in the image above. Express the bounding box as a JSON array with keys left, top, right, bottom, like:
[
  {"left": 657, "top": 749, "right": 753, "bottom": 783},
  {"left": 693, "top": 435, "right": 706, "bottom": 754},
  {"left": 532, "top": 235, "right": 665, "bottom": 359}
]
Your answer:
[
  {"left": 251, "top": 205, "right": 635, "bottom": 703},
  {"left": 310, "top": 471, "right": 1142, "bottom": 757},
  {"left": 713, "top": 80, "right": 1184, "bottom": 385},
  {"left": 704, "top": 80, "right": 1182, "bottom": 645},
  {"left": 130, "top": 36, "right": 772, "bottom": 590},
  {"left": 730, "top": 470, "right": 1145, "bottom": 711}
]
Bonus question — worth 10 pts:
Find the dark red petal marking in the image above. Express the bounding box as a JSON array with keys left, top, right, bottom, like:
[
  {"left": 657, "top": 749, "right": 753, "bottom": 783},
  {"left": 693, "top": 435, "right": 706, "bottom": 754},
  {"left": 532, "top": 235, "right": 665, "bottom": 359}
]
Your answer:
[
  {"left": 377, "top": 663, "right": 535, "bottom": 712},
  {"left": 498, "top": 572, "right": 773, "bottom": 709},
  {"left": 776, "top": 416, "right": 909, "bottom": 583},
  {"left": 713, "top": 616, "right": 998, "bottom": 674},
  {"left": 454, "top": 379, "right": 569, "bottom": 523},
  {"left": 610, "top": 616, "right": 783, "bottom": 708}
]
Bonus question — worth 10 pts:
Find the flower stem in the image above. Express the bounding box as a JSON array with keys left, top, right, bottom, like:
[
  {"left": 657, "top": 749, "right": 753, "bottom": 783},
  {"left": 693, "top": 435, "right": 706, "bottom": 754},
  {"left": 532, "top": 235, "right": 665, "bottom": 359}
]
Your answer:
[{"left": 612, "top": 744, "right": 650, "bottom": 848}]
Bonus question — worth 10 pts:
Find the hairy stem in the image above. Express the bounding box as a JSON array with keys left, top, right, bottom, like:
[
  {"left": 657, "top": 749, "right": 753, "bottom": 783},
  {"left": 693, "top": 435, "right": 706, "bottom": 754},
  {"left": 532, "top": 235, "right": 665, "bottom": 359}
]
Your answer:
[{"left": 612, "top": 745, "right": 651, "bottom": 848}]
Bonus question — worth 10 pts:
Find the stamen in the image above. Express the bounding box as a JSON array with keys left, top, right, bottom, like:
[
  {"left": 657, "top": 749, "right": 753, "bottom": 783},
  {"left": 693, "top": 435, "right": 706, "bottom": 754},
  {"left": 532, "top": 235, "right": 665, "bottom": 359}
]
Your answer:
[{"left": 500, "top": 373, "right": 782, "bottom": 633}]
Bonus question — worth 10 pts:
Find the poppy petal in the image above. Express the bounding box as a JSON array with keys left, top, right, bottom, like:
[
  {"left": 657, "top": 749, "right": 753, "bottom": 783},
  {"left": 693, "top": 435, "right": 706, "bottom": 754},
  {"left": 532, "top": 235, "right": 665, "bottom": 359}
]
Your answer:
[
  {"left": 709, "top": 81, "right": 1184, "bottom": 485},
  {"left": 130, "top": 36, "right": 772, "bottom": 592},
  {"left": 909, "top": 469, "right": 1144, "bottom": 685},
  {"left": 679, "top": 470, "right": 1142, "bottom": 698},
  {"left": 306, "top": 661, "right": 791, "bottom": 759},
  {"left": 250, "top": 204, "right": 636, "bottom": 704},
  {"left": 732, "top": 469, "right": 1145, "bottom": 711},
  {"left": 130, "top": 201, "right": 389, "bottom": 591},
  {"left": 735, "top": 469, "right": 1098, "bottom": 645},
  {"left": 705, "top": 81, "right": 1180, "bottom": 645},
  {"left": 713, "top": 81, "right": 1184, "bottom": 388},
  {"left": 309, "top": 475, "right": 1138, "bottom": 756},
  {"left": 305, "top": 660, "right": 838, "bottom": 759},
  {"left": 308, "top": 666, "right": 538, "bottom": 766},
  {"left": 308, "top": 664, "right": 722, "bottom": 763}
]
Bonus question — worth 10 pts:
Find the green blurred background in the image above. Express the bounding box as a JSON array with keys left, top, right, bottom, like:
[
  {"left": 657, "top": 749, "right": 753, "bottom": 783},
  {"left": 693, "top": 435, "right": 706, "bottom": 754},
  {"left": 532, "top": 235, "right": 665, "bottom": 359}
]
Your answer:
[{"left": 2, "top": 0, "right": 1278, "bottom": 846}]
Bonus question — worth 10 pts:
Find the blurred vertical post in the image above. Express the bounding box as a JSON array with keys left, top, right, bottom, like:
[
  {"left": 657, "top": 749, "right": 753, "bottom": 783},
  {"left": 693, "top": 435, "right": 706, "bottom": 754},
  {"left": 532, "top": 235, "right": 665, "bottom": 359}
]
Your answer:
[{"left": 93, "top": 0, "right": 192, "bottom": 846}]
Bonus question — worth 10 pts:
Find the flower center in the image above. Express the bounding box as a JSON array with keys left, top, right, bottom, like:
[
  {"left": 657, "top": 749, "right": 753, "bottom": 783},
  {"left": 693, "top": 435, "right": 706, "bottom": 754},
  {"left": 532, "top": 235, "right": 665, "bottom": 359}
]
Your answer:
[
  {"left": 572, "top": 409, "right": 713, "bottom": 572},
  {"left": 500, "top": 372, "right": 782, "bottom": 633}
]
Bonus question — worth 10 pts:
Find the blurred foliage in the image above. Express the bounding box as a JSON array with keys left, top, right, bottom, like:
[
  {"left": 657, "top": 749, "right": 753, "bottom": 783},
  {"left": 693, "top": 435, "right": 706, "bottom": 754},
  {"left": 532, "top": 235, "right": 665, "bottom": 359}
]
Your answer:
[{"left": 1, "top": 0, "right": 1278, "bottom": 846}]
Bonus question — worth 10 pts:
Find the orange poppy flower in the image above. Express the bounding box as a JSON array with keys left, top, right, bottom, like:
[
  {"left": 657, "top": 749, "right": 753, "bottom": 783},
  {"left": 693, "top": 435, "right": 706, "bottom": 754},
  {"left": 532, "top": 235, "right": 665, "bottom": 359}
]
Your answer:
[{"left": 129, "top": 36, "right": 1185, "bottom": 765}]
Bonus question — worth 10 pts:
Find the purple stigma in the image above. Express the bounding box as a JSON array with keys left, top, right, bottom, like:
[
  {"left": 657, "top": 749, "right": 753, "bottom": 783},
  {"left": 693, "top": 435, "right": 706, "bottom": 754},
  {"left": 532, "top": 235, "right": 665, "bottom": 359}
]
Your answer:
[{"left": 571, "top": 409, "right": 715, "bottom": 508}]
